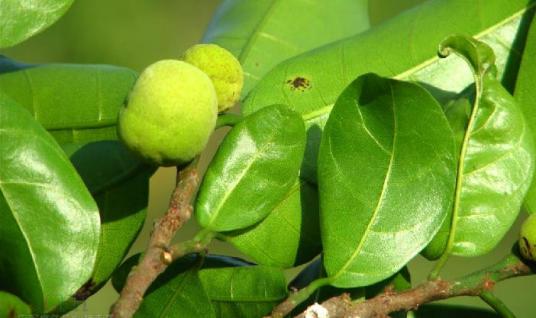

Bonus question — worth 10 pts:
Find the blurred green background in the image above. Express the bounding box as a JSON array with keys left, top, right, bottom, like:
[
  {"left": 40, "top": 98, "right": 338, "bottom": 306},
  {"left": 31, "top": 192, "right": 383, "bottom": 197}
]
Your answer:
[{"left": 2, "top": 0, "right": 535, "bottom": 316}]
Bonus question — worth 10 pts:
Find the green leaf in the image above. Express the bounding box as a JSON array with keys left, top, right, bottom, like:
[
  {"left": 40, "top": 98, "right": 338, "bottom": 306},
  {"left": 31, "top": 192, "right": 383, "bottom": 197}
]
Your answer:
[
  {"left": 199, "top": 265, "right": 288, "bottom": 318},
  {"left": 135, "top": 257, "right": 215, "bottom": 318},
  {"left": 0, "top": 291, "right": 31, "bottom": 317},
  {"left": 430, "top": 36, "right": 534, "bottom": 259},
  {"left": 0, "top": 0, "right": 74, "bottom": 48},
  {"left": 515, "top": 15, "right": 536, "bottom": 214},
  {"left": 195, "top": 104, "right": 306, "bottom": 231},
  {"left": 414, "top": 304, "right": 500, "bottom": 318},
  {"left": 242, "top": 0, "right": 535, "bottom": 183},
  {"left": 220, "top": 178, "right": 321, "bottom": 268},
  {"left": 204, "top": 0, "right": 369, "bottom": 96},
  {"left": 318, "top": 74, "right": 457, "bottom": 288},
  {"left": 65, "top": 141, "right": 153, "bottom": 290},
  {"left": 0, "top": 56, "right": 137, "bottom": 144},
  {"left": 0, "top": 94, "right": 100, "bottom": 312}
]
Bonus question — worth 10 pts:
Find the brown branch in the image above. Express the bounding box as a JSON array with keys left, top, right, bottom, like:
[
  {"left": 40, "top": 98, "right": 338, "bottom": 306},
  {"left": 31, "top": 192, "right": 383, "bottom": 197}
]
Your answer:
[
  {"left": 293, "top": 254, "right": 533, "bottom": 318},
  {"left": 110, "top": 161, "right": 200, "bottom": 318}
]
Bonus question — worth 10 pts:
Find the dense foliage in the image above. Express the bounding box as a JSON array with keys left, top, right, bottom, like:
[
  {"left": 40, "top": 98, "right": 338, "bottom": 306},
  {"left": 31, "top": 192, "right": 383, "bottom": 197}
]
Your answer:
[{"left": 1, "top": 0, "right": 536, "bottom": 317}]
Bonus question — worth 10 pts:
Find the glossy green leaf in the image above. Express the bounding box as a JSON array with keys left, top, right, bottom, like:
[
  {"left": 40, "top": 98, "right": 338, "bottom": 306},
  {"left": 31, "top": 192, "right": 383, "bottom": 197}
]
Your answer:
[
  {"left": 0, "top": 94, "right": 100, "bottom": 312},
  {"left": 196, "top": 104, "right": 306, "bottom": 231},
  {"left": 221, "top": 178, "right": 321, "bottom": 268},
  {"left": 66, "top": 141, "right": 152, "bottom": 290},
  {"left": 204, "top": 0, "right": 369, "bottom": 96},
  {"left": 242, "top": 0, "right": 535, "bottom": 183},
  {"left": 0, "top": 56, "right": 137, "bottom": 144},
  {"left": 515, "top": 15, "right": 536, "bottom": 214},
  {"left": 0, "top": 0, "right": 74, "bottom": 48},
  {"left": 429, "top": 36, "right": 534, "bottom": 258},
  {"left": 414, "top": 304, "right": 500, "bottom": 318},
  {"left": 318, "top": 74, "right": 457, "bottom": 288},
  {"left": 199, "top": 265, "right": 288, "bottom": 318},
  {"left": 0, "top": 291, "right": 31, "bottom": 317}
]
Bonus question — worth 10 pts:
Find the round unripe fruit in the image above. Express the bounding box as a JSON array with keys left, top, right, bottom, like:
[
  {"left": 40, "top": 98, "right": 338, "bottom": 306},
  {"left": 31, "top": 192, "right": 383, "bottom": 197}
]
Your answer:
[
  {"left": 182, "top": 44, "right": 243, "bottom": 112},
  {"left": 118, "top": 60, "right": 217, "bottom": 166},
  {"left": 519, "top": 214, "right": 536, "bottom": 261}
]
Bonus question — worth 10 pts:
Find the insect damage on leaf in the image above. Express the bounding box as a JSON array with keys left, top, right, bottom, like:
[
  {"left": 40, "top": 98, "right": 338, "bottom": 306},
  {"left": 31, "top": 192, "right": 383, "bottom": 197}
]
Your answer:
[{"left": 287, "top": 76, "right": 311, "bottom": 91}]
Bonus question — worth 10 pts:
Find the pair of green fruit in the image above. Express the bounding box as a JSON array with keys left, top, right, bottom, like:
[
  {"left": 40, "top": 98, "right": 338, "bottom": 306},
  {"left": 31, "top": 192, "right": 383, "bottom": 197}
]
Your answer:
[{"left": 118, "top": 44, "right": 243, "bottom": 166}]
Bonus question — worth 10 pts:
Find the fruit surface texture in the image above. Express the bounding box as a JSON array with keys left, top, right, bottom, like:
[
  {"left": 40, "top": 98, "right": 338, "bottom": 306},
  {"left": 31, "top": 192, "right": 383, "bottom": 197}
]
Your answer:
[{"left": 118, "top": 59, "right": 217, "bottom": 166}]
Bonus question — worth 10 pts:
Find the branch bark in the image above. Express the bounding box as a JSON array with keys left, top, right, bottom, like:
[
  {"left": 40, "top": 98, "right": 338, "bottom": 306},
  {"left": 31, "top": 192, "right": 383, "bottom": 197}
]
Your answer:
[
  {"left": 293, "top": 254, "right": 533, "bottom": 318},
  {"left": 110, "top": 161, "right": 199, "bottom": 318}
]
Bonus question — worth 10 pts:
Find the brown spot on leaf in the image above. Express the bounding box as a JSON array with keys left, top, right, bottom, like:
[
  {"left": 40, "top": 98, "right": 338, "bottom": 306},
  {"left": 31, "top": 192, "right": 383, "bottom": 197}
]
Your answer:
[
  {"left": 74, "top": 279, "right": 96, "bottom": 301},
  {"left": 8, "top": 309, "right": 15, "bottom": 318},
  {"left": 286, "top": 76, "right": 311, "bottom": 91}
]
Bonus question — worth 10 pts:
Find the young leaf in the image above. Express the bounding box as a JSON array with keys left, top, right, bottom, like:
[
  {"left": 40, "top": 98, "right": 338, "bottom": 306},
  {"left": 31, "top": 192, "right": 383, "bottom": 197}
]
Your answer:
[
  {"left": 430, "top": 36, "right": 534, "bottom": 260},
  {"left": 195, "top": 104, "right": 306, "bottom": 231},
  {"left": 204, "top": 0, "right": 369, "bottom": 95},
  {"left": 64, "top": 141, "right": 153, "bottom": 292},
  {"left": 515, "top": 16, "right": 536, "bottom": 214},
  {"left": 0, "top": 94, "right": 100, "bottom": 312},
  {"left": 0, "top": 291, "right": 31, "bottom": 316},
  {"left": 242, "top": 0, "right": 534, "bottom": 183},
  {"left": 0, "top": 56, "right": 137, "bottom": 144},
  {"left": 318, "top": 74, "right": 457, "bottom": 288},
  {"left": 0, "top": 0, "right": 74, "bottom": 48},
  {"left": 199, "top": 265, "right": 288, "bottom": 318},
  {"left": 221, "top": 178, "right": 321, "bottom": 268}
]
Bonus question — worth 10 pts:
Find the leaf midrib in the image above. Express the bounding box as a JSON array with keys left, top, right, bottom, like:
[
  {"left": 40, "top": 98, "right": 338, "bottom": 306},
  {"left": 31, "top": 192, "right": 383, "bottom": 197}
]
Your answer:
[
  {"left": 238, "top": 0, "right": 281, "bottom": 66},
  {"left": 331, "top": 83, "right": 398, "bottom": 282}
]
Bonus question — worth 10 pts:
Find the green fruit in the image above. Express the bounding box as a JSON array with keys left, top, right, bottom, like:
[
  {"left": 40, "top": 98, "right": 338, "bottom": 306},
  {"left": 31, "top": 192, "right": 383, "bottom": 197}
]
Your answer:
[
  {"left": 118, "top": 60, "right": 217, "bottom": 166},
  {"left": 182, "top": 44, "right": 243, "bottom": 112},
  {"left": 519, "top": 213, "right": 536, "bottom": 261}
]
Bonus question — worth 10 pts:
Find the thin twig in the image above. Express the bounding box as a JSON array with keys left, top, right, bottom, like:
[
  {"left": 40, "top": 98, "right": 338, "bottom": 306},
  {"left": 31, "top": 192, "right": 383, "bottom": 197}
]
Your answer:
[
  {"left": 292, "top": 254, "right": 533, "bottom": 318},
  {"left": 110, "top": 160, "right": 200, "bottom": 318},
  {"left": 480, "top": 291, "right": 517, "bottom": 318}
]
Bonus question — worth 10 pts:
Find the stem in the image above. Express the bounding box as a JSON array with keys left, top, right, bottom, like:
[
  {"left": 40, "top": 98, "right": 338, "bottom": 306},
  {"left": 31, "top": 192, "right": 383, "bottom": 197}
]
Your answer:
[
  {"left": 167, "top": 229, "right": 215, "bottom": 262},
  {"left": 291, "top": 253, "right": 534, "bottom": 318},
  {"left": 480, "top": 291, "right": 517, "bottom": 318},
  {"left": 271, "top": 277, "right": 331, "bottom": 318},
  {"left": 216, "top": 113, "right": 242, "bottom": 128},
  {"left": 110, "top": 159, "right": 200, "bottom": 318},
  {"left": 429, "top": 253, "right": 450, "bottom": 280}
]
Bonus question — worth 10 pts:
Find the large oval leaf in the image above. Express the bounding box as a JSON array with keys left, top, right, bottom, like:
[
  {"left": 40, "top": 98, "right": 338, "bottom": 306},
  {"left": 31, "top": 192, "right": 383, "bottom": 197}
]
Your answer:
[
  {"left": 0, "top": 56, "right": 137, "bottom": 144},
  {"left": 318, "top": 74, "right": 456, "bottom": 288},
  {"left": 0, "top": 0, "right": 74, "bottom": 48},
  {"left": 242, "top": 0, "right": 534, "bottom": 183},
  {"left": 515, "top": 15, "right": 536, "bottom": 214},
  {"left": 0, "top": 291, "right": 31, "bottom": 317},
  {"left": 195, "top": 104, "right": 306, "bottom": 231},
  {"left": 221, "top": 178, "right": 321, "bottom": 268},
  {"left": 199, "top": 265, "right": 288, "bottom": 318},
  {"left": 204, "top": 0, "right": 369, "bottom": 96},
  {"left": 0, "top": 94, "right": 100, "bottom": 312},
  {"left": 429, "top": 36, "right": 534, "bottom": 259}
]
